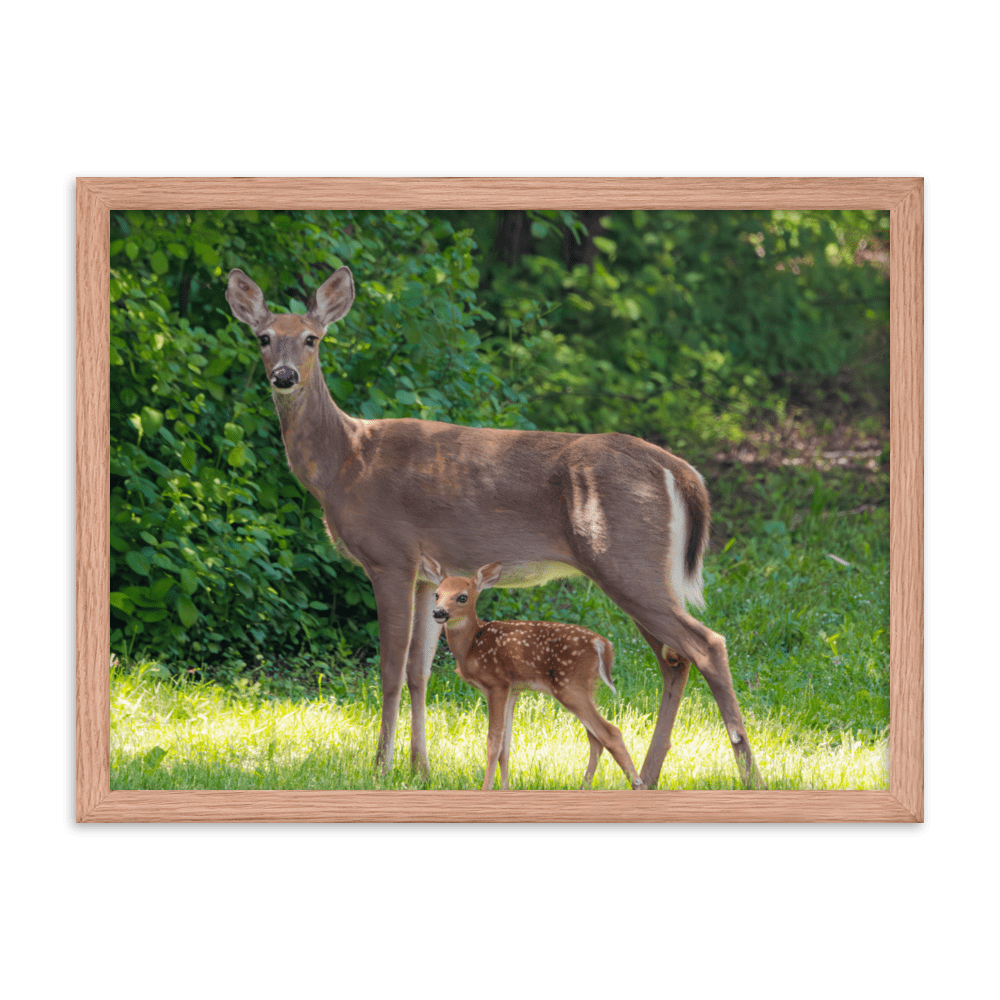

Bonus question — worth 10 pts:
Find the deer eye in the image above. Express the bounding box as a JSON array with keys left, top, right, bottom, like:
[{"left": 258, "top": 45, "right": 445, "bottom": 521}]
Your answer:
[
  {"left": 457, "top": 595, "right": 468, "bottom": 603},
  {"left": 258, "top": 334, "right": 270, "bottom": 347},
  {"left": 305, "top": 335, "right": 317, "bottom": 348}
]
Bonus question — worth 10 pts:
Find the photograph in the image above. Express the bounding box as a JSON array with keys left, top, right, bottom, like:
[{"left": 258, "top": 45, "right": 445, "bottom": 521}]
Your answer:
[{"left": 88, "top": 192, "right": 911, "bottom": 818}]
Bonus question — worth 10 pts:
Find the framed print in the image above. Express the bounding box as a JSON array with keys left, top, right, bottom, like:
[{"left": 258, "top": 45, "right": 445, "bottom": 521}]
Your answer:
[{"left": 74, "top": 175, "right": 926, "bottom": 832}]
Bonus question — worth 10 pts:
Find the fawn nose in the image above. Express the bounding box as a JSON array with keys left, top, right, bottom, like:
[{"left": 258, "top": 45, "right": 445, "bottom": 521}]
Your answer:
[
  {"left": 271, "top": 365, "right": 299, "bottom": 389},
  {"left": 432, "top": 608, "right": 449, "bottom": 622}
]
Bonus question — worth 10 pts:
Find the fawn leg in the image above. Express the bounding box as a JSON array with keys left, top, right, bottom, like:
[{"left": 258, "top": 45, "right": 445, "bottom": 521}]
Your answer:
[
  {"left": 482, "top": 687, "right": 510, "bottom": 791},
  {"left": 498, "top": 690, "right": 518, "bottom": 790},
  {"left": 558, "top": 690, "right": 643, "bottom": 789},
  {"left": 581, "top": 731, "right": 604, "bottom": 788}
]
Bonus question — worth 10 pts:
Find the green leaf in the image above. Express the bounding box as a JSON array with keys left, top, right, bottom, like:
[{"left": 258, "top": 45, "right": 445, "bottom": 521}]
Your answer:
[
  {"left": 140, "top": 407, "right": 164, "bottom": 437},
  {"left": 149, "top": 577, "right": 176, "bottom": 600},
  {"left": 109, "top": 592, "right": 136, "bottom": 614},
  {"left": 125, "top": 551, "right": 152, "bottom": 576},
  {"left": 180, "top": 445, "right": 196, "bottom": 471},
  {"left": 176, "top": 595, "right": 199, "bottom": 628},
  {"left": 223, "top": 422, "right": 245, "bottom": 443},
  {"left": 137, "top": 607, "right": 170, "bottom": 623},
  {"left": 195, "top": 243, "right": 220, "bottom": 268},
  {"left": 258, "top": 482, "right": 278, "bottom": 509},
  {"left": 179, "top": 568, "right": 199, "bottom": 595},
  {"left": 227, "top": 444, "right": 247, "bottom": 467},
  {"left": 202, "top": 357, "right": 232, "bottom": 378},
  {"left": 150, "top": 250, "right": 170, "bottom": 275}
]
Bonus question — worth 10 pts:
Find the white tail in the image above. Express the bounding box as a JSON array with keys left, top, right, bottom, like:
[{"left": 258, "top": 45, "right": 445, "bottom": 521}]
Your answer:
[
  {"left": 225, "top": 264, "right": 764, "bottom": 790},
  {"left": 422, "top": 556, "right": 643, "bottom": 790}
]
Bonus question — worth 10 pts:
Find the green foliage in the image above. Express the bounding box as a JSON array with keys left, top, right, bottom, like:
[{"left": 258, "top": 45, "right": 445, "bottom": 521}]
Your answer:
[
  {"left": 110, "top": 207, "right": 888, "bottom": 687},
  {"left": 441, "top": 209, "right": 888, "bottom": 458},
  {"left": 110, "top": 210, "right": 530, "bottom": 675}
]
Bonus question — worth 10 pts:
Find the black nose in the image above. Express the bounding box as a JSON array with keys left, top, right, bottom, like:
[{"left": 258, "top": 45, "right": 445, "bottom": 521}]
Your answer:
[
  {"left": 271, "top": 366, "right": 299, "bottom": 389},
  {"left": 432, "top": 609, "right": 449, "bottom": 622}
]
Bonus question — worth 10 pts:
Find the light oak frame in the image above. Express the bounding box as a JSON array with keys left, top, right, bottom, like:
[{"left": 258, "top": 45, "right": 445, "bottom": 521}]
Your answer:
[{"left": 77, "top": 178, "right": 923, "bottom": 823}]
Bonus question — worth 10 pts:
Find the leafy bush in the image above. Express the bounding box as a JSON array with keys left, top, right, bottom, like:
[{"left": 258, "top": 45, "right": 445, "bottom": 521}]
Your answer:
[
  {"left": 441, "top": 209, "right": 889, "bottom": 458},
  {"left": 110, "top": 208, "right": 888, "bottom": 681}
]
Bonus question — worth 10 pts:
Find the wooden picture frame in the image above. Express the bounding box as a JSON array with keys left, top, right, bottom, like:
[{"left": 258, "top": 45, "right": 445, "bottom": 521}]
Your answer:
[{"left": 77, "top": 178, "right": 923, "bottom": 823}]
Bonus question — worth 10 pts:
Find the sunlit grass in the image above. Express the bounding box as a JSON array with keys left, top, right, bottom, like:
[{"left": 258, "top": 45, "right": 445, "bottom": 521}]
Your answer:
[{"left": 112, "top": 667, "right": 887, "bottom": 792}]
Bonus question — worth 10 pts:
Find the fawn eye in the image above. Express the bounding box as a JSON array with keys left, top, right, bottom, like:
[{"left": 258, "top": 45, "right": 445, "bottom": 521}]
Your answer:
[
  {"left": 258, "top": 334, "right": 270, "bottom": 347},
  {"left": 457, "top": 595, "right": 468, "bottom": 603},
  {"left": 305, "top": 336, "right": 317, "bottom": 347}
]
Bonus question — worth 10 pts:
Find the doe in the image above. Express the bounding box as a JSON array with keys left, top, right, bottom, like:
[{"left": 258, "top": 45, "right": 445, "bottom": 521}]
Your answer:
[
  {"left": 225, "top": 263, "right": 764, "bottom": 790},
  {"left": 422, "top": 556, "right": 644, "bottom": 791}
]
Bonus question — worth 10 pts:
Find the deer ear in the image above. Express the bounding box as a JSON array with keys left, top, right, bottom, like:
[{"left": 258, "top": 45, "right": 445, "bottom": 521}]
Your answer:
[
  {"left": 226, "top": 269, "right": 272, "bottom": 331},
  {"left": 420, "top": 554, "right": 446, "bottom": 585},
  {"left": 474, "top": 563, "right": 503, "bottom": 591},
  {"left": 308, "top": 266, "right": 355, "bottom": 329}
]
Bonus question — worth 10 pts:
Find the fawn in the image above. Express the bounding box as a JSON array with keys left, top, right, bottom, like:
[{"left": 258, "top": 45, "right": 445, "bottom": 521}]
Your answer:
[{"left": 421, "top": 556, "right": 644, "bottom": 790}]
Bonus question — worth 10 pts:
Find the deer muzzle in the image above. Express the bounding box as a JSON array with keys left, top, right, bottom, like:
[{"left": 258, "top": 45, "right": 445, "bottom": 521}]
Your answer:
[
  {"left": 432, "top": 608, "right": 449, "bottom": 623},
  {"left": 271, "top": 365, "right": 299, "bottom": 390}
]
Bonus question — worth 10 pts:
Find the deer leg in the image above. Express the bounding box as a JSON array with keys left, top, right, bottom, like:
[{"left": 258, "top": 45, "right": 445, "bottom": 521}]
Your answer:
[
  {"left": 691, "top": 626, "right": 766, "bottom": 789},
  {"left": 630, "top": 606, "right": 765, "bottom": 790},
  {"left": 482, "top": 687, "right": 510, "bottom": 791},
  {"left": 633, "top": 621, "right": 691, "bottom": 790},
  {"left": 498, "top": 690, "right": 518, "bottom": 790},
  {"left": 405, "top": 580, "right": 442, "bottom": 778},
  {"left": 369, "top": 568, "right": 418, "bottom": 776}
]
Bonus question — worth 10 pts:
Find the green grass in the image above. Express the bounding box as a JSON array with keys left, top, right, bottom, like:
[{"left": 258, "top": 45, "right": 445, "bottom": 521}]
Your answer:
[{"left": 112, "top": 467, "right": 889, "bottom": 791}]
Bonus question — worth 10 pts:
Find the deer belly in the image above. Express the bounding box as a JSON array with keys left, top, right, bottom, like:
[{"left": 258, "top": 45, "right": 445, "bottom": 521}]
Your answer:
[
  {"left": 426, "top": 559, "right": 580, "bottom": 588},
  {"left": 498, "top": 560, "right": 581, "bottom": 587}
]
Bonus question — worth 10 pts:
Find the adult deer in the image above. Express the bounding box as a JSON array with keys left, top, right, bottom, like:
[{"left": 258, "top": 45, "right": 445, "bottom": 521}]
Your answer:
[
  {"left": 225, "top": 264, "right": 765, "bottom": 790},
  {"left": 422, "top": 557, "right": 644, "bottom": 791}
]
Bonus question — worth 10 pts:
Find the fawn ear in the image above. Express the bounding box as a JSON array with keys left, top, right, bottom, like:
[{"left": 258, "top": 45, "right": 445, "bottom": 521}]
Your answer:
[
  {"left": 420, "top": 554, "right": 446, "bottom": 585},
  {"left": 226, "top": 270, "right": 272, "bottom": 331},
  {"left": 308, "top": 266, "right": 355, "bottom": 329},
  {"left": 473, "top": 563, "right": 503, "bottom": 591}
]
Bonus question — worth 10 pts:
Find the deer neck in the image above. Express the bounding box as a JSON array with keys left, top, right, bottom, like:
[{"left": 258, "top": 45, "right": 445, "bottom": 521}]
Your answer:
[
  {"left": 443, "top": 612, "right": 486, "bottom": 667},
  {"left": 272, "top": 360, "right": 355, "bottom": 493}
]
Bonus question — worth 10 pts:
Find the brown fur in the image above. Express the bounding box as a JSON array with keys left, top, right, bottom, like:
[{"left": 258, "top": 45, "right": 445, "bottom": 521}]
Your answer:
[{"left": 423, "top": 558, "right": 643, "bottom": 790}]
